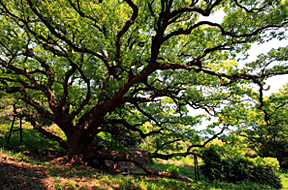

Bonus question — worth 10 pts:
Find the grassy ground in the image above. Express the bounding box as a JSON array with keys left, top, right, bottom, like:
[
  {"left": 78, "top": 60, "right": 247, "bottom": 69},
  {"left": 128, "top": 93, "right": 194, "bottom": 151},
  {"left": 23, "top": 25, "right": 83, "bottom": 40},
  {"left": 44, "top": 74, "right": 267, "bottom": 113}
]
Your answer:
[{"left": 1, "top": 121, "right": 287, "bottom": 189}]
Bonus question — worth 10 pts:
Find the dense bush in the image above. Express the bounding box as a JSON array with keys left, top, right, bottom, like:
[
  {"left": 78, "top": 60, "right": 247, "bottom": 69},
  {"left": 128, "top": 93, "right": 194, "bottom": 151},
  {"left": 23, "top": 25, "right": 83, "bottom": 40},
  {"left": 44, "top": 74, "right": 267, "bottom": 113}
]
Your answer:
[
  {"left": 250, "top": 165, "right": 282, "bottom": 189},
  {"left": 201, "top": 147, "right": 223, "bottom": 182},
  {"left": 201, "top": 147, "right": 282, "bottom": 189}
]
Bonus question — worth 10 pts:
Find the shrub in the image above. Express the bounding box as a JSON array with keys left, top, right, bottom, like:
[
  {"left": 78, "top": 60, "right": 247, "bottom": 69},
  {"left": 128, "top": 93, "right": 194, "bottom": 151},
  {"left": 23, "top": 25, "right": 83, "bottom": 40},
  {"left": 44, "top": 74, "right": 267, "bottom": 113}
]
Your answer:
[
  {"left": 201, "top": 147, "right": 223, "bottom": 182},
  {"left": 201, "top": 147, "right": 282, "bottom": 189},
  {"left": 250, "top": 165, "right": 282, "bottom": 189},
  {"left": 220, "top": 158, "right": 235, "bottom": 182},
  {"left": 230, "top": 158, "right": 254, "bottom": 182}
]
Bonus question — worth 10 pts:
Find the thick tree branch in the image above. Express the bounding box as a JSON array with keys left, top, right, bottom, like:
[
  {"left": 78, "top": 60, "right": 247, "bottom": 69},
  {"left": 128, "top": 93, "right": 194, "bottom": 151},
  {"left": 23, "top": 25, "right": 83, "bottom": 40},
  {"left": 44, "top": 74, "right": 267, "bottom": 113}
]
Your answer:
[
  {"left": 154, "top": 138, "right": 183, "bottom": 154},
  {"left": 116, "top": 0, "right": 138, "bottom": 60},
  {"left": 65, "top": 60, "right": 91, "bottom": 124},
  {"left": 67, "top": 0, "right": 101, "bottom": 31},
  {"left": 233, "top": 0, "right": 271, "bottom": 13},
  {"left": 25, "top": 114, "right": 67, "bottom": 149},
  {"left": 170, "top": 0, "right": 222, "bottom": 18},
  {"left": 103, "top": 118, "right": 164, "bottom": 138}
]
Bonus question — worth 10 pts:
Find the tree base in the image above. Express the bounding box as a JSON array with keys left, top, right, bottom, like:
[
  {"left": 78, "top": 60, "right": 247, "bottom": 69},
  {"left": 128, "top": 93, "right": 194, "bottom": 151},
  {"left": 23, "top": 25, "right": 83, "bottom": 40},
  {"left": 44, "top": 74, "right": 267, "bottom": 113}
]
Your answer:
[{"left": 82, "top": 146, "right": 193, "bottom": 182}]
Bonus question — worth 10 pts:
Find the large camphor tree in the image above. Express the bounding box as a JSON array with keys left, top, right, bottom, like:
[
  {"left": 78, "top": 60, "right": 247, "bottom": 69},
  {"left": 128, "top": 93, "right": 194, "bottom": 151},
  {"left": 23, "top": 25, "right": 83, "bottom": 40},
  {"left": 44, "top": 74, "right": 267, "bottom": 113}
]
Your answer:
[{"left": 1, "top": 0, "right": 288, "bottom": 178}]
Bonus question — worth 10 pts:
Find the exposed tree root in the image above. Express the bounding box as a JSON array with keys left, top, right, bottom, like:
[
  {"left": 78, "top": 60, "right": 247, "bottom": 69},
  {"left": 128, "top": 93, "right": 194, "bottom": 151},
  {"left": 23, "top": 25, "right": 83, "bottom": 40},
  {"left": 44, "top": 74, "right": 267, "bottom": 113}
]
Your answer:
[{"left": 83, "top": 146, "right": 193, "bottom": 182}]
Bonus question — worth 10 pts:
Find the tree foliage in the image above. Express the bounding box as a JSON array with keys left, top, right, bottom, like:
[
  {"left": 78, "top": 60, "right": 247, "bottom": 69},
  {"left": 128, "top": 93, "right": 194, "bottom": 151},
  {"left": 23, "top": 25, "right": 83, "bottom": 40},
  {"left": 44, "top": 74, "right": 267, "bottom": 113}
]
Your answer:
[
  {"left": 201, "top": 147, "right": 282, "bottom": 189},
  {"left": 0, "top": 0, "right": 288, "bottom": 173},
  {"left": 238, "top": 84, "right": 288, "bottom": 169}
]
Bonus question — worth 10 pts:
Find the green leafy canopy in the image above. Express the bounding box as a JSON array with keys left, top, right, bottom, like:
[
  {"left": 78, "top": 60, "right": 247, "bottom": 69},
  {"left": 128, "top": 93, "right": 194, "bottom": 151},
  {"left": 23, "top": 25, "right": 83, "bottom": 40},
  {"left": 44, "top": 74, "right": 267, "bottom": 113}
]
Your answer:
[{"left": 0, "top": 0, "right": 288, "bottom": 158}]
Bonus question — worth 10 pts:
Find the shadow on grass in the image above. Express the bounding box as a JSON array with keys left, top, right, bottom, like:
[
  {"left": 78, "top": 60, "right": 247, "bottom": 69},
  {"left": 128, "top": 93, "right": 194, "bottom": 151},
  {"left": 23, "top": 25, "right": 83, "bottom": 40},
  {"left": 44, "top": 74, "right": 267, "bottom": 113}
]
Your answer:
[
  {"left": 0, "top": 156, "right": 193, "bottom": 190},
  {"left": 0, "top": 160, "right": 48, "bottom": 189},
  {"left": 0, "top": 151, "right": 277, "bottom": 190},
  {"left": 0, "top": 158, "right": 275, "bottom": 190}
]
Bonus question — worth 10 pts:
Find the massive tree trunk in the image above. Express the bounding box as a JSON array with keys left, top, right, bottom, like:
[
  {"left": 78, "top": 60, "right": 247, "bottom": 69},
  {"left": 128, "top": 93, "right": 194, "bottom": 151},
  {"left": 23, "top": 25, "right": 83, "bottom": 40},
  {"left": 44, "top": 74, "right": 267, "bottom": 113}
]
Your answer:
[
  {"left": 24, "top": 105, "right": 194, "bottom": 181},
  {"left": 65, "top": 128, "right": 92, "bottom": 155}
]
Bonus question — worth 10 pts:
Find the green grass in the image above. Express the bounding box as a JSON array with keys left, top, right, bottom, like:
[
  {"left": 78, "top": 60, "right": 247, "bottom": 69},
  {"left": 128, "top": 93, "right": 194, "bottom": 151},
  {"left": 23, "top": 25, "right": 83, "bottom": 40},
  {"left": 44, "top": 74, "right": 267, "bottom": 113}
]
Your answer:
[
  {"left": 1, "top": 122, "right": 288, "bottom": 189},
  {"left": 0, "top": 121, "right": 65, "bottom": 154}
]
